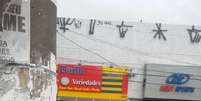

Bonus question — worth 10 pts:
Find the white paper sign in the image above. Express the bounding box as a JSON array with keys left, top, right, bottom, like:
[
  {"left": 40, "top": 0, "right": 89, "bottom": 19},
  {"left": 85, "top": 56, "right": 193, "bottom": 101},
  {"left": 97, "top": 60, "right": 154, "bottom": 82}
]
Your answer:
[{"left": 0, "top": 0, "right": 30, "bottom": 64}]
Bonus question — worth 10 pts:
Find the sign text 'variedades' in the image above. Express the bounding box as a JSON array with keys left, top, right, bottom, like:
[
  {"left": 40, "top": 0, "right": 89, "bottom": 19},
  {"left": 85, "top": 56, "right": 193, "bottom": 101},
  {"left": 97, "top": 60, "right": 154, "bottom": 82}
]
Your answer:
[{"left": 0, "top": 2, "right": 26, "bottom": 32}]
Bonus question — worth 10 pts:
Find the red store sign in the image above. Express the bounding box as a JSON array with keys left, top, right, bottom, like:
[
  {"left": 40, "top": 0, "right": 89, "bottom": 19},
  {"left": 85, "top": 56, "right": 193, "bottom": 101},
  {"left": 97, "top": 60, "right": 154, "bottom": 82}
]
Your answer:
[{"left": 57, "top": 64, "right": 102, "bottom": 92}]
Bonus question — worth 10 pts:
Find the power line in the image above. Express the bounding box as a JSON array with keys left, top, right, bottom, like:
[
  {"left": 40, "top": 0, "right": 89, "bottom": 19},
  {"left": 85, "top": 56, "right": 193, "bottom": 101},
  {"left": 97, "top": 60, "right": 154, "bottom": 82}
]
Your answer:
[
  {"left": 130, "top": 80, "right": 201, "bottom": 90},
  {"left": 58, "top": 32, "right": 120, "bottom": 67},
  {"left": 57, "top": 57, "right": 201, "bottom": 78},
  {"left": 57, "top": 63, "right": 201, "bottom": 82},
  {"left": 57, "top": 66, "right": 201, "bottom": 89},
  {"left": 58, "top": 57, "right": 201, "bottom": 70},
  {"left": 57, "top": 29, "right": 201, "bottom": 79},
  {"left": 0, "top": 63, "right": 56, "bottom": 76},
  {"left": 57, "top": 64, "right": 201, "bottom": 89},
  {"left": 57, "top": 46, "right": 201, "bottom": 57},
  {"left": 59, "top": 29, "right": 201, "bottom": 66}
]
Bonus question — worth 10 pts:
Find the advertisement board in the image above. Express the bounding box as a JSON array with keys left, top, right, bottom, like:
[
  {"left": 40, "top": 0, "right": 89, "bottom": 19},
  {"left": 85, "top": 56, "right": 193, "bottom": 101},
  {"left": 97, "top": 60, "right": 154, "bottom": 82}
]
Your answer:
[
  {"left": 0, "top": 0, "right": 30, "bottom": 64},
  {"left": 144, "top": 64, "right": 201, "bottom": 101},
  {"left": 57, "top": 64, "right": 102, "bottom": 92},
  {"left": 57, "top": 64, "right": 128, "bottom": 100}
]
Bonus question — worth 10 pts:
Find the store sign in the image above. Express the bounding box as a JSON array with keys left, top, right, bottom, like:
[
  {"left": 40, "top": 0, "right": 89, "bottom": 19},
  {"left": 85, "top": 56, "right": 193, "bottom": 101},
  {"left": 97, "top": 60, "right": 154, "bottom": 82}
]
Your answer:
[
  {"left": 57, "top": 64, "right": 102, "bottom": 92},
  {"left": 160, "top": 73, "right": 195, "bottom": 93},
  {"left": 144, "top": 64, "right": 201, "bottom": 101},
  {"left": 57, "top": 64, "right": 129, "bottom": 100}
]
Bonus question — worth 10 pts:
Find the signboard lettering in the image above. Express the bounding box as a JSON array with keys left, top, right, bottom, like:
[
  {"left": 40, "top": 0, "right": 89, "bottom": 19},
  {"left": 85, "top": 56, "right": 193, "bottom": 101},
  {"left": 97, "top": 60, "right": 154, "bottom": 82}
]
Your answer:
[
  {"left": 57, "top": 64, "right": 129, "bottom": 100},
  {"left": 116, "top": 21, "right": 133, "bottom": 38},
  {"left": 0, "top": 1, "right": 26, "bottom": 33},
  {"left": 57, "top": 64, "right": 102, "bottom": 92},
  {"left": 152, "top": 23, "right": 167, "bottom": 40},
  {"left": 160, "top": 73, "right": 195, "bottom": 93},
  {"left": 0, "top": 0, "right": 30, "bottom": 64},
  {"left": 60, "top": 66, "right": 84, "bottom": 75},
  {"left": 187, "top": 25, "right": 201, "bottom": 43}
]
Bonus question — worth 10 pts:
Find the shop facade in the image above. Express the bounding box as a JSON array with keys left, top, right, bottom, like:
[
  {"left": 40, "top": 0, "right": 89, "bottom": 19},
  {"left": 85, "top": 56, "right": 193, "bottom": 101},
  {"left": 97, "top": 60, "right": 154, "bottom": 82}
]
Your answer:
[{"left": 56, "top": 17, "right": 201, "bottom": 100}]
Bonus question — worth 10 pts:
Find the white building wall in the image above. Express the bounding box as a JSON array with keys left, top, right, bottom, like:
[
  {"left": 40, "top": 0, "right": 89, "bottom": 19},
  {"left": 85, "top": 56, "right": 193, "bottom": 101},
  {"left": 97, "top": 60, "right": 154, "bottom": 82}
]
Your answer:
[{"left": 57, "top": 18, "right": 201, "bottom": 99}]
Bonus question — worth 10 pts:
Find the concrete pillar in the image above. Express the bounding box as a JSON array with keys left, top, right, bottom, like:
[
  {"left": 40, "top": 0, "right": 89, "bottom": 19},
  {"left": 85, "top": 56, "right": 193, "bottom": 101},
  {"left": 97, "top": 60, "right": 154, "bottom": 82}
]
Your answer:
[
  {"left": 30, "top": 0, "right": 57, "bottom": 65},
  {"left": 0, "top": 0, "right": 57, "bottom": 101}
]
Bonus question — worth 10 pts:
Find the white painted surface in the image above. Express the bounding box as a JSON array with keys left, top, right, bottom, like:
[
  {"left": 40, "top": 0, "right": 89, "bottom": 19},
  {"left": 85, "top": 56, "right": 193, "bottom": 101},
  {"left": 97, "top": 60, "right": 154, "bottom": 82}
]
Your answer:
[{"left": 57, "top": 18, "right": 201, "bottom": 99}]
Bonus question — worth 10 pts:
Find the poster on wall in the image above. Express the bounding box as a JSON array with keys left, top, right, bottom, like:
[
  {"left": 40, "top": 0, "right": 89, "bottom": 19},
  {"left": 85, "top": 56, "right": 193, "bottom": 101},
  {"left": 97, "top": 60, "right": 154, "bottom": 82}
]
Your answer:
[
  {"left": 144, "top": 64, "right": 201, "bottom": 101},
  {"left": 0, "top": 0, "right": 30, "bottom": 64},
  {"left": 57, "top": 64, "right": 128, "bottom": 100}
]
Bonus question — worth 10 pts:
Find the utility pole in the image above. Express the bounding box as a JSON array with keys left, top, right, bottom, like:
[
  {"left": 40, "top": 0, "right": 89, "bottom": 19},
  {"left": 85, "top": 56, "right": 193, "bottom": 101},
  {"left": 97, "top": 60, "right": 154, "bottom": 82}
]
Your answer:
[
  {"left": 0, "top": 0, "right": 57, "bottom": 101},
  {"left": 31, "top": 0, "right": 57, "bottom": 65}
]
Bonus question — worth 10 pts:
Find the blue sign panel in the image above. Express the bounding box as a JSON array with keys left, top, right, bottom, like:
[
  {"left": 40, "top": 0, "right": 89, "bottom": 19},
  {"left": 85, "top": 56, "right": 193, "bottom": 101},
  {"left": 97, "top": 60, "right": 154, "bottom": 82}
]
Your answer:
[
  {"left": 166, "top": 73, "right": 190, "bottom": 85},
  {"left": 160, "top": 73, "right": 195, "bottom": 93}
]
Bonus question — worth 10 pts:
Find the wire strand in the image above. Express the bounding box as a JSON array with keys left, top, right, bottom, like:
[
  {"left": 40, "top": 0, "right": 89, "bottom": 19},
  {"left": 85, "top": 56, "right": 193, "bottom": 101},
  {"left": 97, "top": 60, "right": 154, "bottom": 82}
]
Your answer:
[
  {"left": 58, "top": 32, "right": 120, "bottom": 67},
  {"left": 59, "top": 29, "right": 201, "bottom": 66}
]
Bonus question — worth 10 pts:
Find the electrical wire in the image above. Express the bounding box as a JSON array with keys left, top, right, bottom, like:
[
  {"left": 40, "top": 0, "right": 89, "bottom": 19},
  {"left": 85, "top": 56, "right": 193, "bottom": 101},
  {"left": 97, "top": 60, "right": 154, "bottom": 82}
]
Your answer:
[
  {"left": 0, "top": 63, "right": 56, "bottom": 76},
  {"left": 57, "top": 66, "right": 201, "bottom": 89},
  {"left": 57, "top": 28, "right": 201, "bottom": 83},
  {"left": 58, "top": 57, "right": 201, "bottom": 70},
  {"left": 57, "top": 57, "right": 201, "bottom": 78},
  {"left": 59, "top": 29, "right": 201, "bottom": 66},
  {"left": 57, "top": 32, "right": 201, "bottom": 70},
  {"left": 58, "top": 32, "right": 120, "bottom": 67},
  {"left": 129, "top": 80, "right": 201, "bottom": 90},
  {"left": 57, "top": 30, "right": 201, "bottom": 78},
  {"left": 57, "top": 46, "right": 201, "bottom": 57},
  {"left": 57, "top": 64, "right": 201, "bottom": 89},
  {"left": 57, "top": 62, "right": 201, "bottom": 82}
]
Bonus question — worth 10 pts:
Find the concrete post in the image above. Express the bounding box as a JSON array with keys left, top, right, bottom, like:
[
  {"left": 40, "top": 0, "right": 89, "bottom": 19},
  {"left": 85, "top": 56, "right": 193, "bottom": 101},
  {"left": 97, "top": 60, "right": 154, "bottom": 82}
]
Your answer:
[
  {"left": 30, "top": 0, "right": 57, "bottom": 65},
  {"left": 0, "top": 0, "right": 57, "bottom": 101}
]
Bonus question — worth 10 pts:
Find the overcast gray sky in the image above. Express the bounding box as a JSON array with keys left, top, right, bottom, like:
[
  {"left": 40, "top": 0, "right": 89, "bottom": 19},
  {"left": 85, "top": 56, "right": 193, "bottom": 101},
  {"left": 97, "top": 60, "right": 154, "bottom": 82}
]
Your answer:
[{"left": 58, "top": 0, "right": 201, "bottom": 25}]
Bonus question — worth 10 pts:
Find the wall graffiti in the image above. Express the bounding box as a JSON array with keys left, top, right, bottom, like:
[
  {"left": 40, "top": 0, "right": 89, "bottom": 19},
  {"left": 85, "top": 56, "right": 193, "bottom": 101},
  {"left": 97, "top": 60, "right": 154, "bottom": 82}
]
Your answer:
[
  {"left": 187, "top": 25, "right": 201, "bottom": 43},
  {"left": 57, "top": 17, "right": 82, "bottom": 32},
  {"left": 57, "top": 17, "right": 201, "bottom": 45},
  {"left": 97, "top": 20, "right": 113, "bottom": 26},
  {"left": 116, "top": 21, "right": 133, "bottom": 38},
  {"left": 89, "top": 19, "right": 96, "bottom": 35},
  {"left": 152, "top": 23, "right": 168, "bottom": 40}
]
